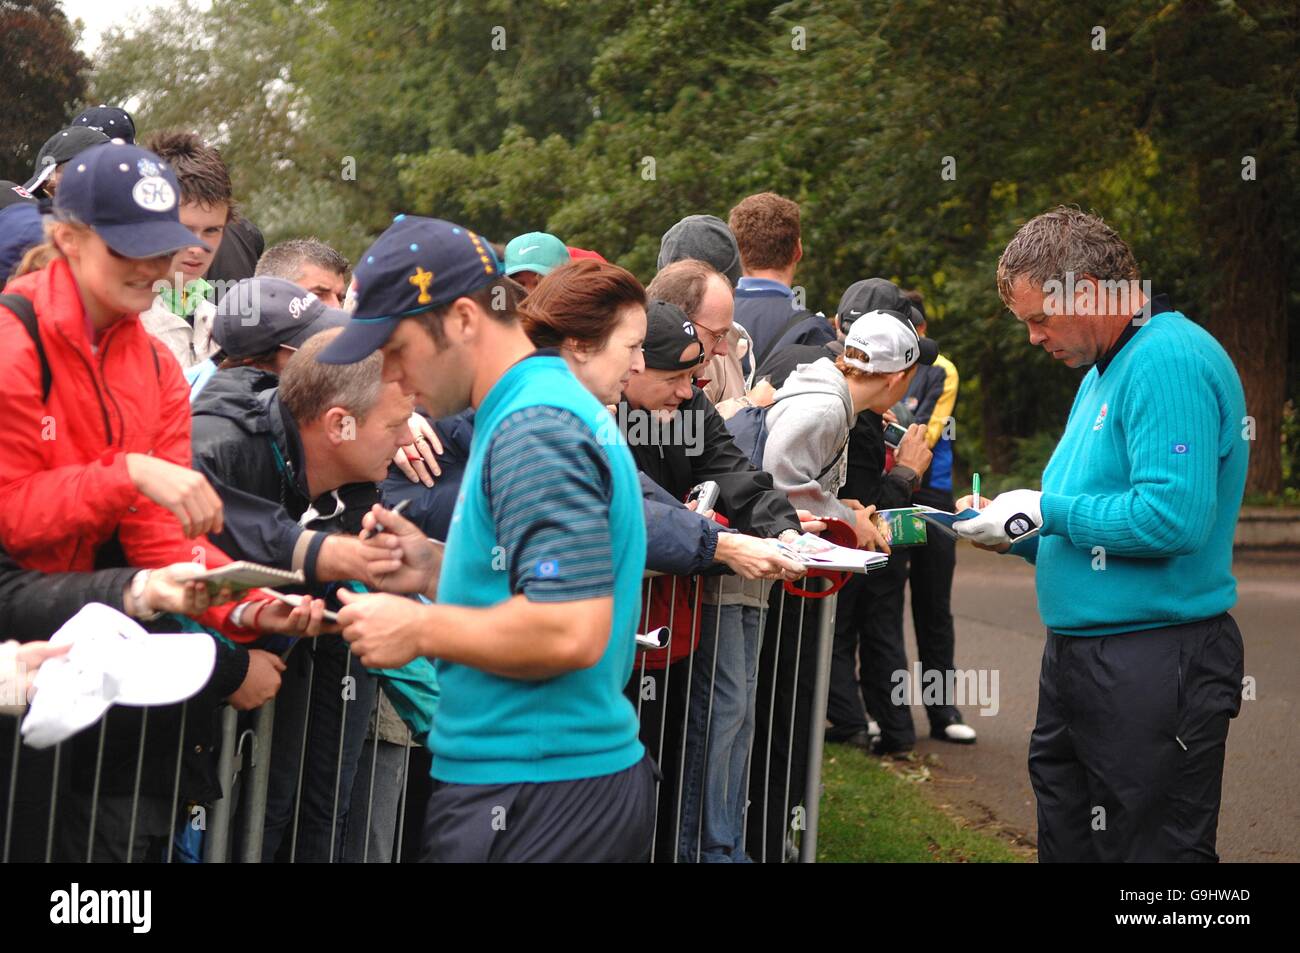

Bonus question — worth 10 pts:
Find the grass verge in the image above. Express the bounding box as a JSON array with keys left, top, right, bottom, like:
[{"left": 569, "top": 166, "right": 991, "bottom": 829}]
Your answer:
[{"left": 816, "top": 742, "right": 1026, "bottom": 862}]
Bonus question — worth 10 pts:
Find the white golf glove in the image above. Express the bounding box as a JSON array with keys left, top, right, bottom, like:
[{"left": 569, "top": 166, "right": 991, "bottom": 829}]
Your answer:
[{"left": 955, "top": 489, "right": 1043, "bottom": 546}]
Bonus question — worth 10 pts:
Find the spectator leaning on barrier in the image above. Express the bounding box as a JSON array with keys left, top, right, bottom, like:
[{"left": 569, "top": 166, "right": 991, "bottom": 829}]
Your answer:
[
  {"left": 0, "top": 141, "right": 325, "bottom": 859},
  {"left": 194, "top": 325, "right": 417, "bottom": 861},
  {"left": 798, "top": 280, "right": 964, "bottom": 756},
  {"left": 955, "top": 206, "right": 1249, "bottom": 862},
  {"left": 634, "top": 262, "right": 811, "bottom": 862},
  {"left": 191, "top": 316, "right": 410, "bottom": 597},
  {"left": 747, "top": 307, "right": 924, "bottom": 861},
  {"left": 138, "top": 131, "right": 233, "bottom": 370},
  {"left": 318, "top": 215, "right": 657, "bottom": 862},
  {"left": 0, "top": 140, "right": 312, "bottom": 636},
  {"left": 619, "top": 298, "right": 810, "bottom": 862},
  {"left": 727, "top": 191, "right": 835, "bottom": 373}
]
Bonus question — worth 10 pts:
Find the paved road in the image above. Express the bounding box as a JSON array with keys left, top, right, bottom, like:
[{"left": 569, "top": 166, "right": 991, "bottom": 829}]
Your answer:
[{"left": 887, "top": 545, "right": 1299, "bottom": 862}]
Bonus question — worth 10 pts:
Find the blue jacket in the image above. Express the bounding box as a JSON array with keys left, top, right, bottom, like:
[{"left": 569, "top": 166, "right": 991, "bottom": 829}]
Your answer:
[{"left": 0, "top": 203, "right": 43, "bottom": 285}]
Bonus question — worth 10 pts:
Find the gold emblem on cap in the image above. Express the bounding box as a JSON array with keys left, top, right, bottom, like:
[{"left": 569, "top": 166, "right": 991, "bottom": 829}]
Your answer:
[{"left": 409, "top": 266, "right": 434, "bottom": 304}]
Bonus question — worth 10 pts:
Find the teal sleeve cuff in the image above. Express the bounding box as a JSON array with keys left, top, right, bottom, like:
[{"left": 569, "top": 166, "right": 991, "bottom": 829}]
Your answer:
[{"left": 1039, "top": 492, "right": 1071, "bottom": 537}]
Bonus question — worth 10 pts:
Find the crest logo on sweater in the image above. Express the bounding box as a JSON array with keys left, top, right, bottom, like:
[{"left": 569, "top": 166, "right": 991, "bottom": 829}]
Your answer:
[{"left": 1092, "top": 402, "right": 1108, "bottom": 432}]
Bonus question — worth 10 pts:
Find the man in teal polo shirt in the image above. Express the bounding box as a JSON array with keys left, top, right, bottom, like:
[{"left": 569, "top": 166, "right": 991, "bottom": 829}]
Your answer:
[
  {"left": 958, "top": 207, "right": 1248, "bottom": 862},
  {"left": 319, "top": 215, "right": 654, "bottom": 862}
]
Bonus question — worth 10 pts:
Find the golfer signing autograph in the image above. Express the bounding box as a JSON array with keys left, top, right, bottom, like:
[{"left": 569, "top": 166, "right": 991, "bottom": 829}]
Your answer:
[{"left": 956, "top": 208, "right": 1248, "bottom": 862}]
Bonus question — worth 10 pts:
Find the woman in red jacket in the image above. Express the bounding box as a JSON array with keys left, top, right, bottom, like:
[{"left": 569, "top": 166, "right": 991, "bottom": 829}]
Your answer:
[
  {"left": 0, "top": 141, "right": 325, "bottom": 859},
  {"left": 0, "top": 141, "right": 322, "bottom": 633}
]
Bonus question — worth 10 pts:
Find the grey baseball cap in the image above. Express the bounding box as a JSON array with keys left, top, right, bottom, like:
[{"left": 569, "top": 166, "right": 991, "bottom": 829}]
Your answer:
[{"left": 657, "top": 214, "right": 742, "bottom": 287}]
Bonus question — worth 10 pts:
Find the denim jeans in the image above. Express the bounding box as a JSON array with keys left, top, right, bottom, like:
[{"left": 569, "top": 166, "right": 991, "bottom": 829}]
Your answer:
[
  {"left": 678, "top": 603, "right": 763, "bottom": 862},
  {"left": 247, "top": 635, "right": 378, "bottom": 862},
  {"left": 342, "top": 736, "right": 410, "bottom": 863}
]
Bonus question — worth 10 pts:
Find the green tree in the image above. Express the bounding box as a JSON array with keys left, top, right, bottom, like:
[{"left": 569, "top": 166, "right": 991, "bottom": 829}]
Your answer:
[{"left": 0, "top": 0, "right": 90, "bottom": 182}]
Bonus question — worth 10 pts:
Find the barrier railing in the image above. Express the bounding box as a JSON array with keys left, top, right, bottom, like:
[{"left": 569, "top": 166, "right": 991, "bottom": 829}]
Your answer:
[{"left": 0, "top": 575, "right": 839, "bottom": 863}]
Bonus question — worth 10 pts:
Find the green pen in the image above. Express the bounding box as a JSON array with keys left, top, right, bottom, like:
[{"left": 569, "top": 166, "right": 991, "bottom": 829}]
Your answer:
[{"left": 971, "top": 472, "right": 981, "bottom": 509}]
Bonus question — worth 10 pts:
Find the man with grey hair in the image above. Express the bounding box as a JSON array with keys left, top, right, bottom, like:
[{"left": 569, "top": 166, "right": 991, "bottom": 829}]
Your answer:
[
  {"left": 256, "top": 237, "right": 351, "bottom": 308},
  {"left": 956, "top": 206, "right": 1248, "bottom": 862},
  {"left": 192, "top": 326, "right": 417, "bottom": 861}
]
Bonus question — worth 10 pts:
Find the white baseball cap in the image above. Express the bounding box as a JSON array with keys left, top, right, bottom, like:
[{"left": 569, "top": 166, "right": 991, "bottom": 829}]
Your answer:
[
  {"left": 21, "top": 603, "right": 216, "bottom": 749},
  {"left": 842, "top": 308, "right": 939, "bottom": 373}
]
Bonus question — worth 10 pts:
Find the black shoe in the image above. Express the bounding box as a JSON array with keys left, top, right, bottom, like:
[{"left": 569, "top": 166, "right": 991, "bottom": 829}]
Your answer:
[
  {"left": 830, "top": 728, "right": 871, "bottom": 751},
  {"left": 870, "top": 736, "right": 914, "bottom": 758},
  {"left": 929, "top": 720, "right": 977, "bottom": 744}
]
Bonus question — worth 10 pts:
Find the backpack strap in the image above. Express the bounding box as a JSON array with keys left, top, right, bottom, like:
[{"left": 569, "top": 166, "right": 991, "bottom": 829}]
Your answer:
[
  {"left": 0, "top": 293, "right": 51, "bottom": 402},
  {"left": 754, "top": 308, "right": 816, "bottom": 372},
  {"left": 815, "top": 435, "right": 849, "bottom": 482}
]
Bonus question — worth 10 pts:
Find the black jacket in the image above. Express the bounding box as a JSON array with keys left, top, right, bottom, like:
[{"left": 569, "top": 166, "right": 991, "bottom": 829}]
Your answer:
[
  {"left": 206, "top": 215, "right": 265, "bottom": 303},
  {"left": 0, "top": 545, "right": 249, "bottom": 804},
  {"left": 617, "top": 387, "right": 799, "bottom": 540},
  {"left": 191, "top": 367, "right": 378, "bottom": 587}
]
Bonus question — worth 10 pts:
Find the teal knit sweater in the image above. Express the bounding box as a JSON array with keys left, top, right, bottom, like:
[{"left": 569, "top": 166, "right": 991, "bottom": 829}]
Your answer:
[{"left": 1010, "top": 309, "right": 1249, "bottom": 636}]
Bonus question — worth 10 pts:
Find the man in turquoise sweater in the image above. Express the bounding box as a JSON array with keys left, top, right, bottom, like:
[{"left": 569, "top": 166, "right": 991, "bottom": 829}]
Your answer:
[
  {"left": 318, "top": 216, "right": 654, "bottom": 861},
  {"left": 958, "top": 207, "right": 1247, "bottom": 862}
]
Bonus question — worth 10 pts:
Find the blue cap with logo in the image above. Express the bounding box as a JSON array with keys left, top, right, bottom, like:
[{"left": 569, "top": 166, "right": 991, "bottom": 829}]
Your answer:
[
  {"left": 53, "top": 141, "right": 207, "bottom": 259},
  {"left": 318, "top": 215, "right": 501, "bottom": 365}
]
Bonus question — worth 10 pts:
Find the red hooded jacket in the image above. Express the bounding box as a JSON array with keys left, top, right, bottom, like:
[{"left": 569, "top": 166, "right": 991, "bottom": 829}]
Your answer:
[{"left": 0, "top": 259, "right": 250, "bottom": 637}]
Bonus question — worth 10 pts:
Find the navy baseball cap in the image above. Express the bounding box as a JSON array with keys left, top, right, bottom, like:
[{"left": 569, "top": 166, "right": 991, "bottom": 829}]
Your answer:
[
  {"left": 53, "top": 142, "right": 208, "bottom": 259},
  {"left": 318, "top": 215, "right": 501, "bottom": 365},
  {"left": 212, "top": 277, "right": 351, "bottom": 359},
  {"left": 71, "top": 105, "right": 137, "bottom": 144}
]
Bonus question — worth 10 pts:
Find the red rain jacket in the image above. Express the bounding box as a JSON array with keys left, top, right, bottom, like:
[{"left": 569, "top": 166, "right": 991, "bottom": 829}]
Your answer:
[{"left": 0, "top": 260, "right": 250, "bottom": 638}]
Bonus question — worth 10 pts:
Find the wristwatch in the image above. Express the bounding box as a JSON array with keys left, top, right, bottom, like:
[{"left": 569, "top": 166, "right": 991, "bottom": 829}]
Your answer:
[{"left": 129, "top": 570, "right": 162, "bottom": 621}]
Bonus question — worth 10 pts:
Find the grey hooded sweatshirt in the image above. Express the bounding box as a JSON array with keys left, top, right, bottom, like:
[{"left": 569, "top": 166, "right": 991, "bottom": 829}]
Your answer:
[{"left": 762, "top": 356, "right": 856, "bottom": 524}]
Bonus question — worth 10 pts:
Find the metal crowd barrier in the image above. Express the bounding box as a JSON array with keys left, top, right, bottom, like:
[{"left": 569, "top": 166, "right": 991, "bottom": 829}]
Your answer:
[{"left": 1, "top": 576, "right": 839, "bottom": 863}]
